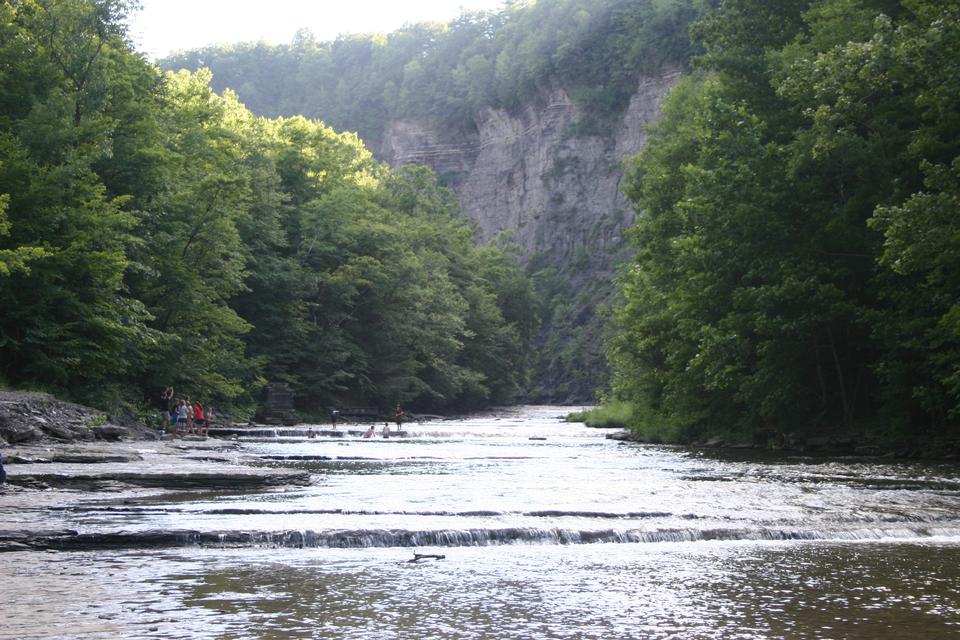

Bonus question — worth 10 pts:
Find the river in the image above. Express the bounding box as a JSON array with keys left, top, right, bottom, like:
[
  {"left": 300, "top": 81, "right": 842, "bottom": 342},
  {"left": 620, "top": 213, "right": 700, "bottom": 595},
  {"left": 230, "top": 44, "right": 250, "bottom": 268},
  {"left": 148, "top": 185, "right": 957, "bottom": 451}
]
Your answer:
[{"left": 4, "top": 406, "right": 960, "bottom": 639}]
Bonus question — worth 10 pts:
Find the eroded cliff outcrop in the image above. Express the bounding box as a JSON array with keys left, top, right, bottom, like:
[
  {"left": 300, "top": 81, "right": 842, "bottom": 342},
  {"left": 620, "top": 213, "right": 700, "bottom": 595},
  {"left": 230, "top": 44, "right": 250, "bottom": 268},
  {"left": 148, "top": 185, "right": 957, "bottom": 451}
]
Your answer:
[{"left": 379, "top": 69, "right": 681, "bottom": 267}]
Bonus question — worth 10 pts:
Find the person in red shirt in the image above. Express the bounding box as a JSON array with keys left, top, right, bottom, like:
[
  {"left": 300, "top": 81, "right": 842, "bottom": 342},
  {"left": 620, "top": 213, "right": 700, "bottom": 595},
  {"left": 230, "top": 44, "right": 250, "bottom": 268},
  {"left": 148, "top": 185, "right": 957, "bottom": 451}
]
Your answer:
[{"left": 193, "top": 401, "right": 207, "bottom": 436}]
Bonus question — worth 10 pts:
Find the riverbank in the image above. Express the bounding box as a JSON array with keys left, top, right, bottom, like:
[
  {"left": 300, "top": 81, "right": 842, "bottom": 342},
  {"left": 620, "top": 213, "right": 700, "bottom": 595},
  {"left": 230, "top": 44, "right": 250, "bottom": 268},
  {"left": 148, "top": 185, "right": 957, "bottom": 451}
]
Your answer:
[
  {"left": 0, "top": 390, "right": 317, "bottom": 552},
  {"left": 0, "top": 437, "right": 311, "bottom": 552},
  {"left": 573, "top": 401, "right": 960, "bottom": 460},
  {"left": 604, "top": 428, "right": 960, "bottom": 460}
]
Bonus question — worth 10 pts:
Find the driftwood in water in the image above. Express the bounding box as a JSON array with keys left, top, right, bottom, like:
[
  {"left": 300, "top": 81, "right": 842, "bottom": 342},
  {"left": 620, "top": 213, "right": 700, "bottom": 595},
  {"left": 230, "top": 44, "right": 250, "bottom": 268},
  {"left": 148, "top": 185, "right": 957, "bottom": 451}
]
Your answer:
[{"left": 408, "top": 553, "right": 446, "bottom": 563}]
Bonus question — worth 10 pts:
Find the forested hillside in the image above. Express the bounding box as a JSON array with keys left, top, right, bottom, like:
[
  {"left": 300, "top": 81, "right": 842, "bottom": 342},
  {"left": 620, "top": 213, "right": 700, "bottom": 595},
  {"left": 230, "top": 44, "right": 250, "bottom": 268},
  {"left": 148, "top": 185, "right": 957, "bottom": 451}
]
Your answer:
[
  {"left": 612, "top": 0, "right": 960, "bottom": 446},
  {"left": 160, "top": 0, "right": 714, "bottom": 402},
  {"left": 0, "top": 0, "right": 536, "bottom": 416},
  {"left": 163, "top": 0, "right": 709, "bottom": 149}
]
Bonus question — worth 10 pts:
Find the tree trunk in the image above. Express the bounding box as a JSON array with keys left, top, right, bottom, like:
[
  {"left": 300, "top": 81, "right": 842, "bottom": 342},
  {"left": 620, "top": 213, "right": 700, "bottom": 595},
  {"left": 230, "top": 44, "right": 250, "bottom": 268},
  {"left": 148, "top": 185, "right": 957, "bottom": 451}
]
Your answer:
[{"left": 827, "top": 326, "right": 853, "bottom": 429}]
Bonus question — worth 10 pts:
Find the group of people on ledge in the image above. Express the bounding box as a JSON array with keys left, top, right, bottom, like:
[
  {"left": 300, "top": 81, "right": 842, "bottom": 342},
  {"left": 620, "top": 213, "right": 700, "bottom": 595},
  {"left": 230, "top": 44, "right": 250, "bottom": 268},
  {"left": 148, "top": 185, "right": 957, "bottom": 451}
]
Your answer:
[
  {"left": 159, "top": 391, "right": 408, "bottom": 440},
  {"left": 362, "top": 423, "right": 394, "bottom": 439},
  {"left": 159, "top": 386, "right": 214, "bottom": 437},
  {"left": 365, "top": 403, "right": 405, "bottom": 438},
  {"left": 305, "top": 403, "right": 406, "bottom": 439},
  {"left": 306, "top": 422, "right": 397, "bottom": 439}
]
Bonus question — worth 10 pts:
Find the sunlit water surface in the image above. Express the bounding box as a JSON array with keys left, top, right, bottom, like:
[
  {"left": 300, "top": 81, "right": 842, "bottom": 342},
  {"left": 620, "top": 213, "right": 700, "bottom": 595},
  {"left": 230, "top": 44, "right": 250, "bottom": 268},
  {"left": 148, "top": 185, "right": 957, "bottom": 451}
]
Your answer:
[{"left": 4, "top": 406, "right": 960, "bottom": 638}]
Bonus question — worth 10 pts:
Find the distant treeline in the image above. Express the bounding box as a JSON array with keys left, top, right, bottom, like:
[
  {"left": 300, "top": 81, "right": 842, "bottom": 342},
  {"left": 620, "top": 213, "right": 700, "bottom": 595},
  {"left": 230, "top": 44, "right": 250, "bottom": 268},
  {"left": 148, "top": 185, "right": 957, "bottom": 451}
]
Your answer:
[
  {"left": 160, "top": 0, "right": 714, "bottom": 146},
  {"left": 0, "top": 0, "right": 537, "bottom": 415},
  {"left": 612, "top": 0, "right": 960, "bottom": 445}
]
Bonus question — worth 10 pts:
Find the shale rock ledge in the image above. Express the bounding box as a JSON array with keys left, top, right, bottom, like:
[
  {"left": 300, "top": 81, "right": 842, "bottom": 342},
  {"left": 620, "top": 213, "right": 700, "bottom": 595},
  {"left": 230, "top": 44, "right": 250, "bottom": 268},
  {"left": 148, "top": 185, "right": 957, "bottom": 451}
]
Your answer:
[{"left": 0, "top": 390, "right": 155, "bottom": 444}]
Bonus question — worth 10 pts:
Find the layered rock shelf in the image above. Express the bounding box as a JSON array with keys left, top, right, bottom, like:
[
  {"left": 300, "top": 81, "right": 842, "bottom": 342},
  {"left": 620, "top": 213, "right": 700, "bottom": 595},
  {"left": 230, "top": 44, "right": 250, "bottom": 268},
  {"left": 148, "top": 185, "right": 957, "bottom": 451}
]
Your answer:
[
  {"left": 0, "top": 436, "right": 316, "bottom": 554},
  {"left": 2, "top": 440, "right": 311, "bottom": 490}
]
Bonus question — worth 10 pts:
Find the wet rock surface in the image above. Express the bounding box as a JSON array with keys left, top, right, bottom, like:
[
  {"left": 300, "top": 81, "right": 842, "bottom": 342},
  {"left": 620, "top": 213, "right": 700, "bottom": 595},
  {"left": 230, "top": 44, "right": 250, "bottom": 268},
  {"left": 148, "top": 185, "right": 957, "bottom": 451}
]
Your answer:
[
  {"left": 0, "top": 390, "right": 156, "bottom": 444},
  {"left": 0, "top": 437, "right": 314, "bottom": 552},
  {"left": 2, "top": 440, "right": 309, "bottom": 490}
]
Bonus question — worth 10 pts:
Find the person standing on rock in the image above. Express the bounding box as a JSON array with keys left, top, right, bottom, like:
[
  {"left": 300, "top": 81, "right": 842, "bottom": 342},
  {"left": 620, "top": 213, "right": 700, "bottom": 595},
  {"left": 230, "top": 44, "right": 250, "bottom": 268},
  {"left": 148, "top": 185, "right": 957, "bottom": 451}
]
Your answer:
[
  {"left": 167, "top": 386, "right": 175, "bottom": 422},
  {"left": 193, "top": 401, "right": 206, "bottom": 436},
  {"left": 176, "top": 400, "right": 189, "bottom": 436},
  {"left": 394, "top": 403, "right": 404, "bottom": 430},
  {"left": 0, "top": 451, "right": 6, "bottom": 485},
  {"left": 160, "top": 386, "right": 174, "bottom": 431}
]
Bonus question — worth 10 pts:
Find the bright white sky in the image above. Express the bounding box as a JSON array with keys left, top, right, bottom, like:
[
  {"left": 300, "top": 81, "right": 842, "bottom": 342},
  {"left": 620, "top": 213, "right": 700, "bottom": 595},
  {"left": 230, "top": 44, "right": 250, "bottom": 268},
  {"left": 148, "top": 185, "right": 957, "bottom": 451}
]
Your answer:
[{"left": 129, "top": 0, "right": 509, "bottom": 59}]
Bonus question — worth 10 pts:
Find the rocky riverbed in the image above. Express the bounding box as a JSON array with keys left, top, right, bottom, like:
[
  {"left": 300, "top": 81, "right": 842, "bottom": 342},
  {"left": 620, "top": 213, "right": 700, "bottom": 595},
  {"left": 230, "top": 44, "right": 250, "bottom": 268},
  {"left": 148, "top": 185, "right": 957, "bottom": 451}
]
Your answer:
[
  {"left": 0, "top": 390, "right": 313, "bottom": 553},
  {"left": 0, "top": 437, "right": 312, "bottom": 552}
]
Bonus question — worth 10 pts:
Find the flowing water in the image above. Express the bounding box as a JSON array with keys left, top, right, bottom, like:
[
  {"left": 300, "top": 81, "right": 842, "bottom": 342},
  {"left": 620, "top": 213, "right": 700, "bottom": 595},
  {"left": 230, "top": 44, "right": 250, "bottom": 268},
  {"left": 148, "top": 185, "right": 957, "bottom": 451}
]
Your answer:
[{"left": 4, "top": 406, "right": 960, "bottom": 639}]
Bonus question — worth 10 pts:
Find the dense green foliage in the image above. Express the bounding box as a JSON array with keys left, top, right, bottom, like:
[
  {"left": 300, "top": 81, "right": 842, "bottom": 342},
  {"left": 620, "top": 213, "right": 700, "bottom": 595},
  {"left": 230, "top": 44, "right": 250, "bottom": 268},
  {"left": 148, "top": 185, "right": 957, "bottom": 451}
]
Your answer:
[
  {"left": 566, "top": 399, "right": 633, "bottom": 428},
  {"left": 612, "top": 0, "right": 960, "bottom": 445},
  {"left": 0, "top": 0, "right": 536, "bottom": 414},
  {"left": 161, "top": 0, "right": 711, "bottom": 151},
  {"left": 158, "top": 0, "right": 713, "bottom": 404}
]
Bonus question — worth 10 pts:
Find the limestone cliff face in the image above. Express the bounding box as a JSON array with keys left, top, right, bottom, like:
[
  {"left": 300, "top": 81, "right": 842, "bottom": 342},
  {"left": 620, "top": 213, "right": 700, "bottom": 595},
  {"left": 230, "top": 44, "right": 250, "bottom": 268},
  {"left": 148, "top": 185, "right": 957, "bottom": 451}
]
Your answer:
[{"left": 378, "top": 69, "right": 681, "bottom": 268}]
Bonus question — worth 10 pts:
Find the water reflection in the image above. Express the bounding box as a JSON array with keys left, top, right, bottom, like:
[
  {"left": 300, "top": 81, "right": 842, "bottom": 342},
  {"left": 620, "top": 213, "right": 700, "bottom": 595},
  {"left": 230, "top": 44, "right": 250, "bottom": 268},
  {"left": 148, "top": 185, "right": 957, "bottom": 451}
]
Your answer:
[{"left": 5, "top": 542, "right": 960, "bottom": 639}]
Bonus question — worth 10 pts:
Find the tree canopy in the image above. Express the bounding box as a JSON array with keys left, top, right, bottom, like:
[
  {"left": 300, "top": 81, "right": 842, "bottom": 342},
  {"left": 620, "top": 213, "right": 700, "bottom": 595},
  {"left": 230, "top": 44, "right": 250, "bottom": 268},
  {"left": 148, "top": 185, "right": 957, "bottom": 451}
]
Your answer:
[
  {"left": 612, "top": 0, "right": 960, "bottom": 445},
  {"left": 0, "top": 0, "right": 537, "bottom": 415}
]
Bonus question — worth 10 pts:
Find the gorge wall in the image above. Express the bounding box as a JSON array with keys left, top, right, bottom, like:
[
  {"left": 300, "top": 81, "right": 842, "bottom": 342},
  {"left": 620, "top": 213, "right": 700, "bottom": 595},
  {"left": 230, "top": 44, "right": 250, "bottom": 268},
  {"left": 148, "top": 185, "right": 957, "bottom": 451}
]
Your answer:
[
  {"left": 376, "top": 69, "right": 682, "bottom": 402},
  {"left": 378, "top": 68, "right": 681, "bottom": 270}
]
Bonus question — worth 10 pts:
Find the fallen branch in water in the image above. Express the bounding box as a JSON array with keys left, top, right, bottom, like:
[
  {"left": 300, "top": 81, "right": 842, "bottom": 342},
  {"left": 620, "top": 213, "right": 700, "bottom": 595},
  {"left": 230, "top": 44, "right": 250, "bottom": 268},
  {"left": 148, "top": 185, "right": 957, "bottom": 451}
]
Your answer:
[{"left": 408, "top": 553, "right": 446, "bottom": 563}]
